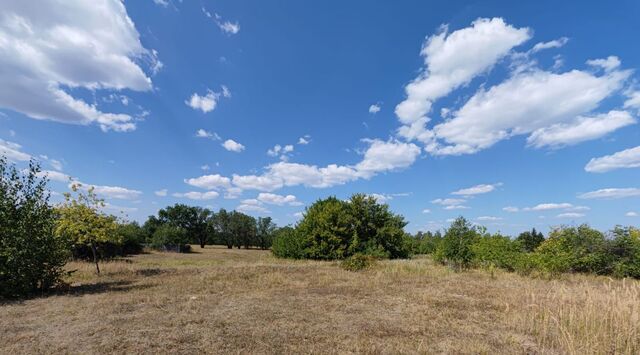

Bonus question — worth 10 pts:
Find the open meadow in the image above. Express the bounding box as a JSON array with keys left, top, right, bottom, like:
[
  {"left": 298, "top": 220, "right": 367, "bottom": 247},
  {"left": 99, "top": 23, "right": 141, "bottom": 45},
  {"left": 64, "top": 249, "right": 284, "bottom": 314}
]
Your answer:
[{"left": 1, "top": 246, "right": 638, "bottom": 354}]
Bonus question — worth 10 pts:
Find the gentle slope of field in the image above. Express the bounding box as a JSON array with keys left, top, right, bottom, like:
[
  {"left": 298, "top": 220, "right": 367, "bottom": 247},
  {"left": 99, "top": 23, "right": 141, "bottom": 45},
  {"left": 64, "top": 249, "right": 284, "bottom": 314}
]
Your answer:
[{"left": 1, "top": 246, "right": 638, "bottom": 354}]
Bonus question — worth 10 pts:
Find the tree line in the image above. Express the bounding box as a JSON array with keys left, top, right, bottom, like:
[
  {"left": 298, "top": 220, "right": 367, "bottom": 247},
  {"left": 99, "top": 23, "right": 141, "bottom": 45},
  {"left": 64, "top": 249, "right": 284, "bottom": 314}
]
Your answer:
[{"left": 142, "top": 204, "right": 277, "bottom": 251}]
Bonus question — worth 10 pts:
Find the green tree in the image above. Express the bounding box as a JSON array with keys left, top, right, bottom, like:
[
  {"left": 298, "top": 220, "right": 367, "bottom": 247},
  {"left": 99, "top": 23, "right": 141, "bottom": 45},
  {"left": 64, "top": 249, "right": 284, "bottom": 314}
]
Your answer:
[
  {"left": 608, "top": 226, "right": 640, "bottom": 278},
  {"left": 211, "top": 209, "right": 234, "bottom": 248},
  {"left": 276, "top": 194, "right": 410, "bottom": 260},
  {"left": 534, "top": 224, "right": 610, "bottom": 275},
  {"left": 142, "top": 215, "right": 162, "bottom": 242},
  {"left": 116, "top": 221, "right": 145, "bottom": 255},
  {"left": 229, "top": 211, "right": 256, "bottom": 249},
  {"left": 297, "top": 197, "right": 352, "bottom": 259},
  {"left": 271, "top": 226, "right": 304, "bottom": 258},
  {"left": 0, "top": 158, "right": 69, "bottom": 298},
  {"left": 55, "top": 183, "right": 118, "bottom": 274},
  {"left": 516, "top": 228, "right": 545, "bottom": 252},
  {"left": 158, "top": 204, "right": 211, "bottom": 248},
  {"left": 434, "top": 217, "right": 480, "bottom": 270},
  {"left": 150, "top": 224, "right": 190, "bottom": 252},
  {"left": 256, "top": 216, "right": 276, "bottom": 250},
  {"left": 345, "top": 194, "right": 410, "bottom": 258}
]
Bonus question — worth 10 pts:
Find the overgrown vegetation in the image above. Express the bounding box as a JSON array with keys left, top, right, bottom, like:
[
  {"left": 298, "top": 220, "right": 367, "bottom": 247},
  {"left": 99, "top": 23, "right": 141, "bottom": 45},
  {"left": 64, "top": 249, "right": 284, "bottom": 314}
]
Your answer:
[
  {"left": 0, "top": 158, "right": 69, "bottom": 298},
  {"left": 143, "top": 205, "right": 278, "bottom": 251},
  {"left": 272, "top": 194, "right": 411, "bottom": 260},
  {"left": 415, "top": 216, "right": 640, "bottom": 279}
]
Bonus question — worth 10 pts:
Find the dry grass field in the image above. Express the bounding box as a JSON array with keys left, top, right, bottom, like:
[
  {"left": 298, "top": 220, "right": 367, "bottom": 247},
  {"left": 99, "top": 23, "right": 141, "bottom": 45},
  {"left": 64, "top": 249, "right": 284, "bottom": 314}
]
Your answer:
[{"left": 1, "top": 246, "right": 639, "bottom": 354}]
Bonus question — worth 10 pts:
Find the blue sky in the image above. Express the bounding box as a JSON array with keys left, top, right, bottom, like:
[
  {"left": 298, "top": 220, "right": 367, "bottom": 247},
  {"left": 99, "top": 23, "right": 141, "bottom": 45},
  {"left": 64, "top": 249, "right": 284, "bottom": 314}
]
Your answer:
[{"left": 1, "top": 0, "right": 639, "bottom": 235}]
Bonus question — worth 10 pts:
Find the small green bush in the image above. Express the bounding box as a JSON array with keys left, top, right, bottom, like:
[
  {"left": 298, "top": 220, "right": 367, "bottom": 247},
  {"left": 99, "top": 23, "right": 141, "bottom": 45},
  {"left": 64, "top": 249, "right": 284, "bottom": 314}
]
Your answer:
[{"left": 340, "top": 254, "right": 376, "bottom": 272}]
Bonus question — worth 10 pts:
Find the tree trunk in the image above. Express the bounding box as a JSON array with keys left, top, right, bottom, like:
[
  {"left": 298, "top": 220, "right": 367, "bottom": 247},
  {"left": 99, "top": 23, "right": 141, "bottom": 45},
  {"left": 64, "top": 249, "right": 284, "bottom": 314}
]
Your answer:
[{"left": 90, "top": 241, "right": 100, "bottom": 274}]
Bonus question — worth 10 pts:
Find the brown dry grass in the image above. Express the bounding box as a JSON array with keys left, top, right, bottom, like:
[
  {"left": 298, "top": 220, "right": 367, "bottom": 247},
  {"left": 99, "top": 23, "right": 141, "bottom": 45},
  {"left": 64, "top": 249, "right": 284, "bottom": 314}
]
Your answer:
[{"left": 1, "top": 246, "right": 638, "bottom": 354}]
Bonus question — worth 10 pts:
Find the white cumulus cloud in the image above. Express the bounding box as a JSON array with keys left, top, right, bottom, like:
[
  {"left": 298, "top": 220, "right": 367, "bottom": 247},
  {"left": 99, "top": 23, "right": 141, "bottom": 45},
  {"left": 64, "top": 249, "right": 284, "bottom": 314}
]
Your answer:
[
  {"left": 222, "top": 139, "right": 245, "bottom": 152},
  {"left": 0, "top": 0, "right": 157, "bottom": 132},
  {"left": 585, "top": 145, "right": 640, "bottom": 173}
]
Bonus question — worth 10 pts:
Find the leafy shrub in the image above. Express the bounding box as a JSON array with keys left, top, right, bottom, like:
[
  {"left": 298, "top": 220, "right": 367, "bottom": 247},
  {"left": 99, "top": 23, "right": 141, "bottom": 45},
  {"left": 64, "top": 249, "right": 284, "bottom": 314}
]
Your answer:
[
  {"left": 471, "top": 234, "right": 523, "bottom": 271},
  {"left": 340, "top": 253, "right": 376, "bottom": 271},
  {"left": 609, "top": 227, "right": 640, "bottom": 278},
  {"left": 0, "top": 158, "right": 69, "bottom": 298},
  {"left": 150, "top": 224, "right": 190, "bottom": 252},
  {"left": 117, "top": 222, "right": 145, "bottom": 255},
  {"left": 511, "top": 252, "right": 538, "bottom": 276},
  {"left": 434, "top": 217, "right": 480, "bottom": 270},
  {"left": 274, "top": 194, "right": 410, "bottom": 260},
  {"left": 271, "top": 226, "right": 304, "bottom": 259},
  {"left": 533, "top": 225, "right": 611, "bottom": 275}
]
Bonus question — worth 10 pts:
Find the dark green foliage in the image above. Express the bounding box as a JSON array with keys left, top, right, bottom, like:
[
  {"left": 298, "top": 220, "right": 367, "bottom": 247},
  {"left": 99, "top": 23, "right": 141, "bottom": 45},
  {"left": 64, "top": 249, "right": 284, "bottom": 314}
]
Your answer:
[
  {"left": 229, "top": 211, "right": 257, "bottom": 249},
  {"left": 345, "top": 194, "right": 410, "bottom": 258},
  {"left": 271, "top": 226, "right": 304, "bottom": 259},
  {"left": 157, "top": 204, "right": 211, "bottom": 248},
  {"left": 0, "top": 158, "right": 69, "bottom": 298},
  {"left": 471, "top": 233, "right": 522, "bottom": 271},
  {"left": 150, "top": 224, "right": 190, "bottom": 252},
  {"left": 117, "top": 222, "right": 145, "bottom": 255},
  {"left": 210, "top": 208, "right": 233, "bottom": 248},
  {"left": 142, "top": 215, "right": 162, "bottom": 243},
  {"left": 144, "top": 206, "right": 269, "bottom": 251},
  {"left": 275, "top": 194, "right": 410, "bottom": 260},
  {"left": 516, "top": 228, "right": 545, "bottom": 252},
  {"left": 340, "top": 253, "right": 377, "bottom": 272},
  {"left": 256, "top": 217, "right": 276, "bottom": 250},
  {"left": 608, "top": 227, "right": 640, "bottom": 278},
  {"left": 434, "top": 217, "right": 480, "bottom": 270}
]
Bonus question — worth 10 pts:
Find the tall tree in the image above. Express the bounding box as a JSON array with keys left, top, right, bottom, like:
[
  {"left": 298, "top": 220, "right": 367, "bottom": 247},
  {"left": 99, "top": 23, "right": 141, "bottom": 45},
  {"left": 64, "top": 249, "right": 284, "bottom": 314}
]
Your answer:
[
  {"left": 212, "top": 209, "right": 234, "bottom": 248},
  {"left": 256, "top": 217, "right": 276, "bottom": 250}
]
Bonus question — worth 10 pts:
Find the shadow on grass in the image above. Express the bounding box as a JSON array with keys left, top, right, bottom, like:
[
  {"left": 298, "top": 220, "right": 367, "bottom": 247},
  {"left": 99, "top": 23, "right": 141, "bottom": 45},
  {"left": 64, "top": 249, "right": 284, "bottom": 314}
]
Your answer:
[
  {"left": 54, "top": 280, "right": 154, "bottom": 297},
  {"left": 0, "top": 280, "right": 154, "bottom": 305}
]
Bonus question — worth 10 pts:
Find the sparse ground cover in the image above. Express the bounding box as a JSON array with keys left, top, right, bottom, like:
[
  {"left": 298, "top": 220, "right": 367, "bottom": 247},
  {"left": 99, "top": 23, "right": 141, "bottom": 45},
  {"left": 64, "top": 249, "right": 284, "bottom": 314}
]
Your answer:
[{"left": 1, "top": 246, "right": 638, "bottom": 354}]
